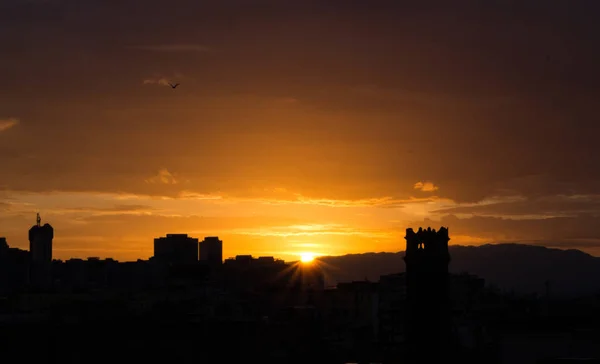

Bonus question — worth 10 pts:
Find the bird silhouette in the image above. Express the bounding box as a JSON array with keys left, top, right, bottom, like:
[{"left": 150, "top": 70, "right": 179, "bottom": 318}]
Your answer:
[{"left": 169, "top": 83, "right": 180, "bottom": 89}]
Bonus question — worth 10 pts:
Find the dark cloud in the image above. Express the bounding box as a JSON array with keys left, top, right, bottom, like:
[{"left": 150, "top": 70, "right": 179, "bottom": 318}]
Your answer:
[
  {"left": 0, "top": 0, "right": 599, "bottom": 206},
  {"left": 433, "top": 195, "right": 600, "bottom": 218}
]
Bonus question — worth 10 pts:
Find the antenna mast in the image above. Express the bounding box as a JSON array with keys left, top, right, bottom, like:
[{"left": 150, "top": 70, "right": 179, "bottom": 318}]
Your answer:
[{"left": 36, "top": 212, "right": 41, "bottom": 227}]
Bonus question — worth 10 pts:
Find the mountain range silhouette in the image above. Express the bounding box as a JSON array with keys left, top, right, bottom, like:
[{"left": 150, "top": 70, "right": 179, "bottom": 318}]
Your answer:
[{"left": 319, "top": 244, "right": 600, "bottom": 298}]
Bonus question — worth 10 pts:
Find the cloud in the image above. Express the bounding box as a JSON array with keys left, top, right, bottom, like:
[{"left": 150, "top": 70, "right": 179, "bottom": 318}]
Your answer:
[
  {"left": 128, "top": 44, "right": 210, "bottom": 52},
  {"left": 56, "top": 204, "right": 154, "bottom": 215},
  {"left": 260, "top": 195, "right": 412, "bottom": 208},
  {"left": 227, "top": 223, "right": 393, "bottom": 238},
  {"left": 0, "top": 118, "right": 19, "bottom": 132},
  {"left": 414, "top": 181, "right": 439, "bottom": 192},
  {"left": 142, "top": 72, "right": 183, "bottom": 87},
  {"left": 432, "top": 194, "right": 600, "bottom": 219},
  {"left": 144, "top": 169, "right": 183, "bottom": 185},
  {"left": 408, "top": 213, "right": 600, "bottom": 253}
]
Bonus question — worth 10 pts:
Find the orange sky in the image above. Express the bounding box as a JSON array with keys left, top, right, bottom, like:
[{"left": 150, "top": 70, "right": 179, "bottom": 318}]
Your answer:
[{"left": 1, "top": 1, "right": 599, "bottom": 261}]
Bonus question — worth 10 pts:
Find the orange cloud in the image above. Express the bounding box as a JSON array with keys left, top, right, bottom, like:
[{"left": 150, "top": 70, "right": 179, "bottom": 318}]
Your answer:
[
  {"left": 145, "top": 169, "right": 183, "bottom": 185},
  {"left": 414, "top": 181, "right": 439, "bottom": 192},
  {"left": 0, "top": 117, "right": 19, "bottom": 132}
]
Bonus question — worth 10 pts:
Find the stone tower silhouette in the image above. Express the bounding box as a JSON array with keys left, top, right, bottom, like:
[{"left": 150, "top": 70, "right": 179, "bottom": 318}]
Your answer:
[{"left": 403, "top": 226, "right": 451, "bottom": 364}]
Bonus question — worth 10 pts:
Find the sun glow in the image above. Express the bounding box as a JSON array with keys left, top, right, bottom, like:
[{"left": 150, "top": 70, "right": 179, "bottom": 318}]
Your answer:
[{"left": 299, "top": 252, "right": 315, "bottom": 263}]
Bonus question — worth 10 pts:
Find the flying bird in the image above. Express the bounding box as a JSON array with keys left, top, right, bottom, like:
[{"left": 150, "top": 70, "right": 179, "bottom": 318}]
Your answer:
[{"left": 169, "top": 82, "right": 180, "bottom": 89}]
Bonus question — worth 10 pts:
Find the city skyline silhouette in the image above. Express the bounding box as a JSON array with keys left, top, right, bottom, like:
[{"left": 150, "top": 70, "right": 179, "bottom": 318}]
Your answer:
[
  {"left": 5, "top": 213, "right": 600, "bottom": 266},
  {"left": 3, "top": 223, "right": 600, "bottom": 363}
]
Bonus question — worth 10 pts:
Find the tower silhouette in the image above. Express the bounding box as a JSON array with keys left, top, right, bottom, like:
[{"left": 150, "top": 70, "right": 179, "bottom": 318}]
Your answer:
[
  {"left": 29, "top": 213, "right": 53, "bottom": 263},
  {"left": 28, "top": 213, "right": 54, "bottom": 289},
  {"left": 404, "top": 226, "right": 451, "bottom": 364}
]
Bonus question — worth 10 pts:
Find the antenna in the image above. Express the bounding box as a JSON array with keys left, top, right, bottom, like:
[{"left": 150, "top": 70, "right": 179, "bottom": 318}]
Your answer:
[{"left": 36, "top": 212, "right": 41, "bottom": 227}]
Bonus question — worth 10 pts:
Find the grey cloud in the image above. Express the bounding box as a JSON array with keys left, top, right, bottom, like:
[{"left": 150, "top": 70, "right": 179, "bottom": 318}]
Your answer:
[
  {"left": 411, "top": 214, "right": 600, "bottom": 247},
  {"left": 433, "top": 195, "right": 600, "bottom": 218}
]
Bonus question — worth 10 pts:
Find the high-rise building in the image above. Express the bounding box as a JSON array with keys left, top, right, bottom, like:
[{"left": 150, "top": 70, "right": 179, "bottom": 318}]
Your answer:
[
  {"left": 153, "top": 234, "right": 199, "bottom": 265},
  {"left": 0, "top": 237, "right": 8, "bottom": 262},
  {"left": 199, "top": 236, "right": 223, "bottom": 267},
  {"left": 29, "top": 213, "right": 53, "bottom": 263}
]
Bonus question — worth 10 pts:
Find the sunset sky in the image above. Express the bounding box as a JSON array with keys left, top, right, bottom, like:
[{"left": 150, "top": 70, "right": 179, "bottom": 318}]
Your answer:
[{"left": 1, "top": 0, "right": 599, "bottom": 262}]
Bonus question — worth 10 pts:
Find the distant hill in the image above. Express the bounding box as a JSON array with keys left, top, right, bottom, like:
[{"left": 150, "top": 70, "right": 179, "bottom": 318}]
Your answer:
[{"left": 317, "top": 244, "right": 600, "bottom": 297}]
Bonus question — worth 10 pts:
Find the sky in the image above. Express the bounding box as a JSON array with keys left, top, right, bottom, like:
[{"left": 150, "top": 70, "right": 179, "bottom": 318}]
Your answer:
[{"left": 1, "top": 0, "right": 599, "bottom": 262}]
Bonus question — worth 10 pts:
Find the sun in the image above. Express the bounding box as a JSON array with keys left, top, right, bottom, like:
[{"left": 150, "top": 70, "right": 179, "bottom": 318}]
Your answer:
[{"left": 299, "top": 252, "right": 315, "bottom": 263}]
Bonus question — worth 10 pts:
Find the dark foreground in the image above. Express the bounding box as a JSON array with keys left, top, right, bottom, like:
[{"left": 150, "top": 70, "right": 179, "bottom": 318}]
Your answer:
[{"left": 1, "top": 321, "right": 337, "bottom": 364}]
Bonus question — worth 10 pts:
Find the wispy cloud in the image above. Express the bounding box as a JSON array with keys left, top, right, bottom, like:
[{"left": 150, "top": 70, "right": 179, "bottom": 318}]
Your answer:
[
  {"left": 0, "top": 117, "right": 19, "bottom": 132},
  {"left": 128, "top": 44, "right": 210, "bottom": 52},
  {"left": 145, "top": 169, "right": 184, "bottom": 185},
  {"left": 430, "top": 194, "right": 598, "bottom": 220},
  {"left": 254, "top": 192, "right": 445, "bottom": 208},
  {"left": 143, "top": 72, "right": 183, "bottom": 87},
  {"left": 57, "top": 204, "right": 154, "bottom": 215},
  {"left": 228, "top": 223, "right": 393, "bottom": 238}
]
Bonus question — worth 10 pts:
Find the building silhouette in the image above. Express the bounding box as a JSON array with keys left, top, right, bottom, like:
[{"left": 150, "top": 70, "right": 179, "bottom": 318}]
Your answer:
[
  {"left": 378, "top": 272, "right": 407, "bottom": 352},
  {"left": 28, "top": 214, "right": 53, "bottom": 290},
  {"left": 153, "top": 234, "right": 198, "bottom": 265},
  {"left": 0, "top": 237, "right": 7, "bottom": 252},
  {"left": 199, "top": 236, "right": 223, "bottom": 267},
  {"left": 404, "top": 226, "right": 452, "bottom": 364},
  {"left": 0, "top": 237, "right": 30, "bottom": 294},
  {"left": 29, "top": 213, "right": 53, "bottom": 263}
]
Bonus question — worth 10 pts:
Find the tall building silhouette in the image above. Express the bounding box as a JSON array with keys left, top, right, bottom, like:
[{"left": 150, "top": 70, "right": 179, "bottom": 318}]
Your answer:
[
  {"left": 29, "top": 213, "right": 53, "bottom": 263},
  {"left": 28, "top": 213, "right": 54, "bottom": 289},
  {"left": 199, "top": 236, "right": 223, "bottom": 267},
  {"left": 403, "top": 226, "right": 451, "bottom": 364},
  {"left": 153, "top": 234, "right": 198, "bottom": 265},
  {"left": 0, "top": 237, "right": 8, "bottom": 263}
]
